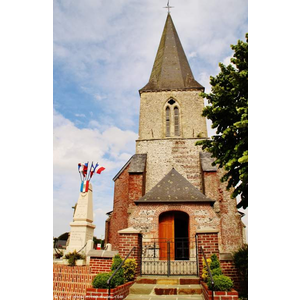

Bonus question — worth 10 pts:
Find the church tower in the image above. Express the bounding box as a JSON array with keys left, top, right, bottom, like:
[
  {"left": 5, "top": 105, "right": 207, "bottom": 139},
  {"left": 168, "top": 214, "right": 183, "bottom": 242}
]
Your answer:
[
  {"left": 105, "top": 13, "right": 245, "bottom": 257},
  {"left": 137, "top": 13, "right": 208, "bottom": 193}
]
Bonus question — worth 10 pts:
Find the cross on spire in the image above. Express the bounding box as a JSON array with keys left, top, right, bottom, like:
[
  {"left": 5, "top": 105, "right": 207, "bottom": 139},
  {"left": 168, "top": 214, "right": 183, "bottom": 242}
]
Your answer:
[{"left": 164, "top": 0, "right": 174, "bottom": 14}]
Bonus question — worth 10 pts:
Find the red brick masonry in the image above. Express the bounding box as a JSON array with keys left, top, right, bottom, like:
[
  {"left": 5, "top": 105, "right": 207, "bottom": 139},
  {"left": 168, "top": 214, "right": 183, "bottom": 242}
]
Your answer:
[
  {"left": 90, "top": 257, "right": 113, "bottom": 274},
  {"left": 201, "top": 282, "right": 238, "bottom": 300},
  {"left": 54, "top": 257, "right": 114, "bottom": 299},
  {"left": 86, "top": 281, "right": 134, "bottom": 300},
  {"left": 53, "top": 265, "right": 94, "bottom": 299}
]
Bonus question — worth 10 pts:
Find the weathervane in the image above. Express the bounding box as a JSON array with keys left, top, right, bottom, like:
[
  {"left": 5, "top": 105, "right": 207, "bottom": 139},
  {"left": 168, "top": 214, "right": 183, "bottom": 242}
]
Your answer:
[{"left": 164, "top": 0, "right": 174, "bottom": 14}]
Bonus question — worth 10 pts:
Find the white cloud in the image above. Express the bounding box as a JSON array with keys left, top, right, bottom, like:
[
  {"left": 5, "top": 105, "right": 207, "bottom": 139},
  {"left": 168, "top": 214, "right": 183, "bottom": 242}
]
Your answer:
[
  {"left": 53, "top": 110, "right": 138, "bottom": 237},
  {"left": 54, "top": 0, "right": 247, "bottom": 95},
  {"left": 222, "top": 55, "right": 233, "bottom": 66},
  {"left": 75, "top": 113, "right": 86, "bottom": 117}
]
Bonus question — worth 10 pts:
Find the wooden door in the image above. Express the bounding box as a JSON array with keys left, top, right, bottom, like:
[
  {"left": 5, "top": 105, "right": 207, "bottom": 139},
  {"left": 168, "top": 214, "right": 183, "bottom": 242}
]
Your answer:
[{"left": 159, "top": 213, "right": 175, "bottom": 260}]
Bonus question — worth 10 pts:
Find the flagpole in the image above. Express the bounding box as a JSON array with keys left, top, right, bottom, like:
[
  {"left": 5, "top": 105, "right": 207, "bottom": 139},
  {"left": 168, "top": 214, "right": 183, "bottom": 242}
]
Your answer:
[{"left": 88, "top": 161, "right": 93, "bottom": 181}]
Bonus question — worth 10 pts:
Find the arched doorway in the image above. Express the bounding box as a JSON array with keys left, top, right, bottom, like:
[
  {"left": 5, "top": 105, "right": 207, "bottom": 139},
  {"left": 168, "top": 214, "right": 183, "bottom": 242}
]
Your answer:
[{"left": 159, "top": 211, "right": 189, "bottom": 260}]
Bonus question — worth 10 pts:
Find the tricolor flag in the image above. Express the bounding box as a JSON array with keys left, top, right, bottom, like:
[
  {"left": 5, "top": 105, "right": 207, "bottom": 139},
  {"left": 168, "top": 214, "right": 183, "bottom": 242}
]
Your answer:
[
  {"left": 95, "top": 165, "right": 105, "bottom": 174},
  {"left": 83, "top": 163, "right": 88, "bottom": 177},
  {"left": 80, "top": 180, "right": 90, "bottom": 193},
  {"left": 89, "top": 162, "right": 96, "bottom": 179}
]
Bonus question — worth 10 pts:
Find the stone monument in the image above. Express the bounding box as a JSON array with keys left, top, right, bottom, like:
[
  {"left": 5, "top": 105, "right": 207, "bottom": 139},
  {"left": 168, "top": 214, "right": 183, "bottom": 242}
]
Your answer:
[{"left": 66, "top": 183, "right": 96, "bottom": 253}]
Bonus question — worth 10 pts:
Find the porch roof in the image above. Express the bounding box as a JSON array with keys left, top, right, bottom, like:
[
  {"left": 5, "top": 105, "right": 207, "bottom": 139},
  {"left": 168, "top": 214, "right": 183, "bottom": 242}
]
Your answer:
[{"left": 135, "top": 168, "right": 214, "bottom": 203}]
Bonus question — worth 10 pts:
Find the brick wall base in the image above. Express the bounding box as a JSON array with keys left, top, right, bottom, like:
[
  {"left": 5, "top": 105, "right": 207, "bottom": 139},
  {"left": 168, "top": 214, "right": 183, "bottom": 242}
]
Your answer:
[
  {"left": 201, "top": 282, "right": 239, "bottom": 300},
  {"left": 86, "top": 281, "right": 134, "bottom": 300},
  {"left": 53, "top": 265, "right": 94, "bottom": 299},
  {"left": 54, "top": 256, "right": 114, "bottom": 299}
]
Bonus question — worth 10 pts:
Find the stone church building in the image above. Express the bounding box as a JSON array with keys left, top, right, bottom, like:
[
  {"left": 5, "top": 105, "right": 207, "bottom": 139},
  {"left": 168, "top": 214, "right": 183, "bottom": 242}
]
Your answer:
[{"left": 105, "top": 13, "right": 245, "bottom": 261}]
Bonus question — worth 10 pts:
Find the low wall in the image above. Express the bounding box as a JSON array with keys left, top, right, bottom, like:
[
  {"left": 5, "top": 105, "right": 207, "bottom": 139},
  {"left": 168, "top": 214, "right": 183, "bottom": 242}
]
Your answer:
[
  {"left": 53, "top": 251, "right": 117, "bottom": 299},
  {"left": 201, "top": 282, "right": 239, "bottom": 300},
  {"left": 86, "top": 281, "right": 134, "bottom": 300},
  {"left": 53, "top": 265, "right": 94, "bottom": 299}
]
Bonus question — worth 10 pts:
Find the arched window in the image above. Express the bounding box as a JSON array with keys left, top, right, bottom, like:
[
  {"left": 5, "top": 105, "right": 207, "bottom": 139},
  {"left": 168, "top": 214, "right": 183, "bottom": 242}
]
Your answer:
[
  {"left": 166, "top": 106, "right": 170, "bottom": 137},
  {"left": 174, "top": 106, "right": 180, "bottom": 136}
]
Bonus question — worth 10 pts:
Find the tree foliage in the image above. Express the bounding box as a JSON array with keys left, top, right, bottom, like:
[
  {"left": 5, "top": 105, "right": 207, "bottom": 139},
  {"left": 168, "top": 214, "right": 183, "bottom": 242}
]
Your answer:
[{"left": 196, "top": 33, "right": 248, "bottom": 209}]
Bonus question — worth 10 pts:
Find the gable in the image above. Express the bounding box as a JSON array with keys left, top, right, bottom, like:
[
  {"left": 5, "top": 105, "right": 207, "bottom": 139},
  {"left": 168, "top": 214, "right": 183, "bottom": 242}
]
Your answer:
[{"left": 135, "top": 168, "right": 214, "bottom": 203}]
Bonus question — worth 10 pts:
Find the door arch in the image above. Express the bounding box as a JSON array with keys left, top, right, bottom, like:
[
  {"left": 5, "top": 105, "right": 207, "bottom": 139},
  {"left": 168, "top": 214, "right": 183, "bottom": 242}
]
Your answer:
[{"left": 159, "top": 211, "right": 189, "bottom": 260}]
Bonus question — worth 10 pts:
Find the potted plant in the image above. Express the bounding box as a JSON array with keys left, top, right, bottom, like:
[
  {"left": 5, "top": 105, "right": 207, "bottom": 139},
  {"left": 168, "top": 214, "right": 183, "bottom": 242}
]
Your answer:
[{"left": 64, "top": 250, "right": 85, "bottom": 266}]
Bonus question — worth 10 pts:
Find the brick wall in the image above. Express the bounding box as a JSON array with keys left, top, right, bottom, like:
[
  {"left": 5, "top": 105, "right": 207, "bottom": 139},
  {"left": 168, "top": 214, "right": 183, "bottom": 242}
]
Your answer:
[
  {"left": 108, "top": 165, "right": 130, "bottom": 250},
  {"left": 128, "top": 173, "right": 144, "bottom": 204},
  {"left": 197, "top": 231, "right": 219, "bottom": 279},
  {"left": 118, "top": 231, "right": 142, "bottom": 277},
  {"left": 86, "top": 281, "right": 134, "bottom": 300},
  {"left": 220, "top": 260, "right": 242, "bottom": 294},
  {"left": 129, "top": 203, "right": 219, "bottom": 240},
  {"left": 108, "top": 165, "right": 145, "bottom": 251},
  {"left": 89, "top": 257, "right": 113, "bottom": 274},
  {"left": 202, "top": 282, "right": 239, "bottom": 300},
  {"left": 54, "top": 255, "right": 116, "bottom": 299},
  {"left": 203, "top": 170, "right": 244, "bottom": 253},
  {"left": 53, "top": 265, "right": 94, "bottom": 299}
]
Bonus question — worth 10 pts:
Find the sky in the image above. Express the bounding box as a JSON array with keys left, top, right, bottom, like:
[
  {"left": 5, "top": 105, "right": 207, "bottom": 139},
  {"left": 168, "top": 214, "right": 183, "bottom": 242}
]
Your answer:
[{"left": 53, "top": 0, "right": 248, "bottom": 239}]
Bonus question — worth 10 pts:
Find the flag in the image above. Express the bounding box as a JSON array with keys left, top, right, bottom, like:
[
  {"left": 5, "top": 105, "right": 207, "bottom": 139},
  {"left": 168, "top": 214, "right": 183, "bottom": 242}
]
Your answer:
[
  {"left": 95, "top": 165, "right": 105, "bottom": 174},
  {"left": 83, "top": 162, "right": 88, "bottom": 177},
  {"left": 80, "top": 180, "right": 89, "bottom": 193},
  {"left": 89, "top": 162, "right": 97, "bottom": 179}
]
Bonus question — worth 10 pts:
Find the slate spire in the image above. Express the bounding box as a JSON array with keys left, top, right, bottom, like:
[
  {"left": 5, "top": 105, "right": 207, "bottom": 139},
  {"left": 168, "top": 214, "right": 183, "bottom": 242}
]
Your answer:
[{"left": 140, "top": 13, "right": 204, "bottom": 94}]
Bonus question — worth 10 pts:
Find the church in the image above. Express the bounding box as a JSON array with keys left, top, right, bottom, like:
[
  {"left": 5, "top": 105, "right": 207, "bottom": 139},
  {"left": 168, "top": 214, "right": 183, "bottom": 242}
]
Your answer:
[{"left": 105, "top": 13, "right": 245, "bottom": 262}]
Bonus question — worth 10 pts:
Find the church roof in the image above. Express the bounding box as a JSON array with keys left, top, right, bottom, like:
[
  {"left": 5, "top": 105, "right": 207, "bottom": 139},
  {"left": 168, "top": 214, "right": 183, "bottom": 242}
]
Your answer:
[
  {"left": 135, "top": 168, "right": 214, "bottom": 203},
  {"left": 113, "top": 154, "right": 147, "bottom": 181},
  {"left": 128, "top": 154, "right": 147, "bottom": 173},
  {"left": 139, "top": 14, "right": 204, "bottom": 94}
]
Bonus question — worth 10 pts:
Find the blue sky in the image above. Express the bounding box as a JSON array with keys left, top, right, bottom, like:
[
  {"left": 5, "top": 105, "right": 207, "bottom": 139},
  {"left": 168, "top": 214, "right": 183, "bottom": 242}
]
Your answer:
[{"left": 53, "top": 0, "right": 248, "bottom": 239}]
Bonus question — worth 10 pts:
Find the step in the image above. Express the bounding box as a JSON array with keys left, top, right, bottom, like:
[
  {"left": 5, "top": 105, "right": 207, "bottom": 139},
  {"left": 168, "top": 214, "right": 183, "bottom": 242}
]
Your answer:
[
  {"left": 125, "top": 295, "right": 205, "bottom": 300},
  {"left": 129, "top": 283, "right": 203, "bottom": 296}
]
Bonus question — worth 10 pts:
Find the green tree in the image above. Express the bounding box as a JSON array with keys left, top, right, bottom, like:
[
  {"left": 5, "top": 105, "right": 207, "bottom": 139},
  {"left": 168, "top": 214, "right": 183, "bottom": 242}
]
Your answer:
[{"left": 196, "top": 33, "right": 248, "bottom": 209}]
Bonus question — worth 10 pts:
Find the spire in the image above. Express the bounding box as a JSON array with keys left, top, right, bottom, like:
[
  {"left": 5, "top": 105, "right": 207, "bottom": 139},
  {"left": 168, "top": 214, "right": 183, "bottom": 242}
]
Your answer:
[{"left": 140, "top": 14, "right": 204, "bottom": 94}]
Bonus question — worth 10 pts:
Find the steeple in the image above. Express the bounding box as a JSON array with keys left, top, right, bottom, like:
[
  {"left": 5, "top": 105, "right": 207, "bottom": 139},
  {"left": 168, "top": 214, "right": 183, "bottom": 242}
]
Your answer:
[{"left": 139, "top": 14, "right": 204, "bottom": 94}]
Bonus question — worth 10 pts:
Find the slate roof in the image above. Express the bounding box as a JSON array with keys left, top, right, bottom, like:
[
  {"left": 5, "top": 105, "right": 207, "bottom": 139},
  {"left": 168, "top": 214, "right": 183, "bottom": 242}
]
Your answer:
[
  {"left": 128, "top": 154, "right": 147, "bottom": 173},
  {"left": 139, "top": 14, "right": 204, "bottom": 94},
  {"left": 135, "top": 168, "right": 214, "bottom": 203},
  {"left": 113, "top": 154, "right": 147, "bottom": 181},
  {"left": 200, "top": 152, "right": 217, "bottom": 172}
]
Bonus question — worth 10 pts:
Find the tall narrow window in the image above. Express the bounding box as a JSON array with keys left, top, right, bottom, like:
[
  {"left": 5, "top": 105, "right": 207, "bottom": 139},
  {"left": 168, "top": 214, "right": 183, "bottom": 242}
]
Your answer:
[
  {"left": 166, "top": 106, "right": 170, "bottom": 137},
  {"left": 174, "top": 106, "right": 180, "bottom": 136}
]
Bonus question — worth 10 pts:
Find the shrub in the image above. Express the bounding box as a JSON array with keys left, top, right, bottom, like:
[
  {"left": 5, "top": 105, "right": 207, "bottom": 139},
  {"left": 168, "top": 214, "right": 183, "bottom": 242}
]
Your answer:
[
  {"left": 201, "top": 258, "right": 212, "bottom": 282},
  {"left": 233, "top": 244, "right": 248, "bottom": 298},
  {"left": 111, "top": 254, "right": 122, "bottom": 270},
  {"left": 211, "top": 267, "right": 222, "bottom": 276},
  {"left": 210, "top": 254, "right": 220, "bottom": 270},
  {"left": 123, "top": 259, "right": 137, "bottom": 282},
  {"left": 92, "top": 272, "right": 111, "bottom": 289},
  {"left": 111, "top": 270, "right": 125, "bottom": 287},
  {"left": 207, "top": 274, "right": 234, "bottom": 291},
  {"left": 110, "top": 254, "right": 125, "bottom": 287},
  {"left": 64, "top": 250, "right": 84, "bottom": 266}
]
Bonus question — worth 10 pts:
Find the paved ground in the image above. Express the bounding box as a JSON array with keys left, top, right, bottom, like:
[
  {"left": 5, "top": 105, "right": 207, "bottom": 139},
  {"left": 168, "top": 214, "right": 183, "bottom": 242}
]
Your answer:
[{"left": 124, "top": 276, "right": 205, "bottom": 300}]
